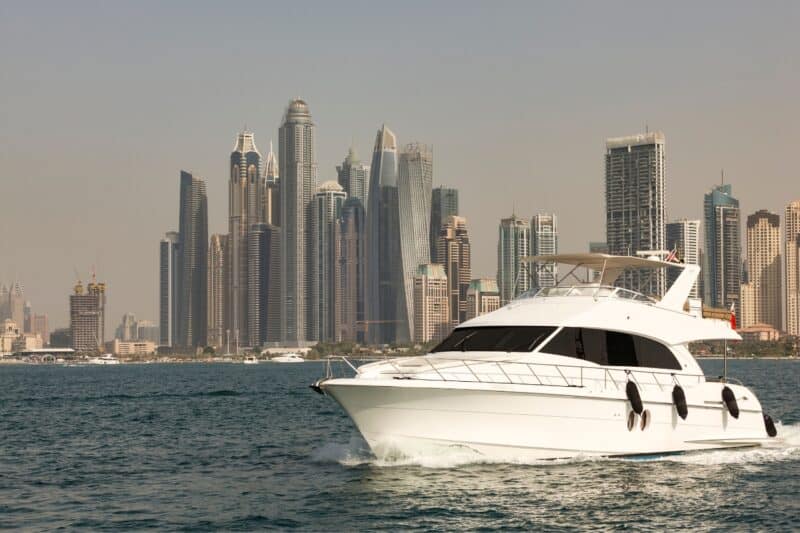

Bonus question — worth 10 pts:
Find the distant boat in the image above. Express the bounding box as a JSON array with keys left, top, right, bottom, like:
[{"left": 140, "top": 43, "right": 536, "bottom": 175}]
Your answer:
[
  {"left": 243, "top": 354, "right": 259, "bottom": 365},
  {"left": 87, "top": 353, "right": 121, "bottom": 365},
  {"left": 270, "top": 353, "right": 305, "bottom": 363}
]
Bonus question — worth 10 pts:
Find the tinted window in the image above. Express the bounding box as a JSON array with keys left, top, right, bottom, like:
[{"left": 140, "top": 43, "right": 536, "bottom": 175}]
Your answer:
[
  {"left": 541, "top": 327, "right": 680, "bottom": 370},
  {"left": 431, "top": 326, "right": 556, "bottom": 353}
]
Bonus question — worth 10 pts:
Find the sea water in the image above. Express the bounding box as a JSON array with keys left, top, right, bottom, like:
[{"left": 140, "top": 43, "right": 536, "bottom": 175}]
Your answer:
[{"left": 0, "top": 359, "right": 797, "bottom": 530}]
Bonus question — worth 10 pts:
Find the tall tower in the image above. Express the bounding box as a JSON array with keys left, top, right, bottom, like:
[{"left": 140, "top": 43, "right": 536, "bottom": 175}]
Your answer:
[
  {"left": 338, "top": 198, "right": 367, "bottom": 343},
  {"left": 430, "top": 187, "right": 459, "bottom": 263},
  {"left": 178, "top": 170, "right": 208, "bottom": 348},
  {"left": 7, "top": 282, "right": 24, "bottom": 334},
  {"left": 704, "top": 183, "right": 741, "bottom": 318},
  {"left": 530, "top": 214, "right": 558, "bottom": 289},
  {"left": 437, "top": 215, "right": 471, "bottom": 327},
  {"left": 366, "top": 125, "right": 401, "bottom": 345},
  {"left": 785, "top": 201, "right": 800, "bottom": 335},
  {"left": 310, "top": 181, "right": 347, "bottom": 342},
  {"left": 263, "top": 141, "right": 279, "bottom": 226},
  {"left": 229, "top": 131, "right": 262, "bottom": 348},
  {"left": 413, "top": 264, "right": 450, "bottom": 344},
  {"left": 159, "top": 231, "right": 181, "bottom": 347},
  {"left": 247, "top": 223, "right": 280, "bottom": 348},
  {"left": 497, "top": 215, "right": 530, "bottom": 305},
  {"left": 207, "top": 233, "right": 227, "bottom": 349},
  {"left": 336, "top": 145, "right": 370, "bottom": 206},
  {"left": 741, "top": 210, "right": 781, "bottom": 329},
  {"left": 70, "top": 278, "right": 103, "bottom": 354},
  {"left": 279, "top": 98, "right": 317, "bottom": 345},
  {"left": 605, "top": 132, "right": 666, "bottom": 296},
  {"left": 398, "top": 142, "right": 433, "bottom": 341},
  {"left": 666, "top": 219, "right": 700, "bottom": 297}
]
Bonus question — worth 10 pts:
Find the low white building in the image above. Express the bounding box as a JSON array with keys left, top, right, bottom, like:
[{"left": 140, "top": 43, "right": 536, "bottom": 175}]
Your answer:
[{"left": 112, "top": 339, "right": 156, "bottom": 356}]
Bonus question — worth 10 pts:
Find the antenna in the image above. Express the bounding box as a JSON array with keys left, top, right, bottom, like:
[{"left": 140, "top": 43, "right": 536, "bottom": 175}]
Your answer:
[{"left": 721, "top": 168, "right": 724, "bottom": 185}]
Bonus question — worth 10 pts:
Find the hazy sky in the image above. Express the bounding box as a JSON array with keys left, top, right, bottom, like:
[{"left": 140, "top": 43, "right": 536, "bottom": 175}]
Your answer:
[{"left": 1, "top": 1, "right": 799, "bottom": 331}]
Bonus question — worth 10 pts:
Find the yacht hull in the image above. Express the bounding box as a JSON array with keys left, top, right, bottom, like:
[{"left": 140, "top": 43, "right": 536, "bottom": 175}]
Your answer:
[{"left": 322, "top": 379, "right": 770, "bottom": 460}]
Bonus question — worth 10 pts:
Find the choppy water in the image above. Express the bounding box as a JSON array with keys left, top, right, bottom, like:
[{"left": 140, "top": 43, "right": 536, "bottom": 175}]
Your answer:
[{"left": 0, "top": 359, "right": 798, "bottom": 530}]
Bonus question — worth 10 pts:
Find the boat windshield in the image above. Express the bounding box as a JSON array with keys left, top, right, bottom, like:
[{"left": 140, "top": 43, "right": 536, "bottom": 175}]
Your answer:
[
  {"left": 431, "top": 326, "right": 556, "bottom": 353},
  {"left": 517, "top": 285, "right": 655, "bottom": 303}
]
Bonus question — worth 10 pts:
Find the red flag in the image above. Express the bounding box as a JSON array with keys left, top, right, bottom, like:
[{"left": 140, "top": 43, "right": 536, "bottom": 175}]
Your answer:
[{"left": 730, "top": 303, "right": 737, "bottom": 330}]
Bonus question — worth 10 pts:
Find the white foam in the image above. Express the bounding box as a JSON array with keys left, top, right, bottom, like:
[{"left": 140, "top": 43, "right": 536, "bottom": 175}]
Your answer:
[{"left": 314, "top": 424, "right": 800, "bottom": 469}]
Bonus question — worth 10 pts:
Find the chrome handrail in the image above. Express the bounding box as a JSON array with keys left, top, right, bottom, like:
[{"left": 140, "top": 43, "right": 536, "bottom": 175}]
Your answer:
[{"left": 323, "top": 355, "right": 710, "bottom": 393}]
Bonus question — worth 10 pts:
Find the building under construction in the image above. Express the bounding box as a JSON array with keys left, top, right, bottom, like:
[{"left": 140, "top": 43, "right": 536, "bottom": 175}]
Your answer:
[{"left": 70, "top": 274, "right": 106, "bottom": 354}]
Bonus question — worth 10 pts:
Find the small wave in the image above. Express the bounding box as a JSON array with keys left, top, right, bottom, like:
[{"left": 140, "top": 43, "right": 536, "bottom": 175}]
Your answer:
[{"left": 195, "top": 390, "right": 241, "bottom": 397}]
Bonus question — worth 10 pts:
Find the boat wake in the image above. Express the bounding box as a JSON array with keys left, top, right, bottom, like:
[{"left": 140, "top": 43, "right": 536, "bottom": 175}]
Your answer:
[{"left": 313, "top": 424, "right": 800, "bottom": 469}]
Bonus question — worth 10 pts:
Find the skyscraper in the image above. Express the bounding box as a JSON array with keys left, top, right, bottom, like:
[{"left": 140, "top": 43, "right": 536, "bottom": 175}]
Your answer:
[
  {"left": 398, "top": 142, "right": 434, "bottom": 341},
  {"left": 0, "top": 284, "right": 8, "bottom": 320},
  {"left": 159, "top": 231, "right": 180, "bottom": 347},
  {"left": 207, "top": 233, "right": 227, "bottom": 349},
  {"left": 263, "top": 141, "right": 279, "bottom": 226},
  {"left": 7, "top": 282, "right": 24, "bottom": 333},
  {"left": 247, "top": 223, "right": 281, "bottom": 348},
  {"left": 785, "top": 201, "right": 800, "bottom": 335},
  {"left": 530, "top": 214, "right": 558, "bottom": 288},
  {"left": 466, "top": 278, "right": 501, "bottom": 320},
  {"left": 70, "top": 276, "right": 105, "bottom": 354},
  {"left": 279, "top": 99, "right": 317, "bottom": 345},
  {"left": 605, "top": 132, "right": 666, "bottom": 296},
  {"left": 430, "top": 186, "right": 459, "bottom": 263},
  {"left": 413, "top": 264, "right": 449, "bottom": 344},
  {"left": 178, "top": 170, "right": 208, "bottom": 348},
  {"left": 497, "top": 215, "right": 530, "bottom": 305},
  {"left": 366, "top": 125, "right": 402, "bottom": 345},
  {"left": 741, "top": 210, "right": 781, "bottom": 330},
  {"left": 336, "top": 145, "right": 370, "bottom": 206},
  {"left": 665, "top": 219, "right": 701, "bottom": 298},
  {"left": 116, "top": 312, "right": 138, "bottom": 341},
  {"left": 703, "top": 183, "right": 741, "bottom": 318},
  {"left": 310, "top": 181, "right": 347, "bottom": 342},
  {"left": 338, "top": 198, "right": 367, "bottom": 343},
  {"left": 437, "top": 215, "right": 471, "bottom": 327},
  {"left": 229, "top": 131, "right": 262, "bottom": 347}
]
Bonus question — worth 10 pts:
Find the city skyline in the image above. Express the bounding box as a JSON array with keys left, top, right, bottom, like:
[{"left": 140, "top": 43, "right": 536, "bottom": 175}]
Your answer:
[{"left": 2, "top": 3, "right": 799, "bottom": 328}]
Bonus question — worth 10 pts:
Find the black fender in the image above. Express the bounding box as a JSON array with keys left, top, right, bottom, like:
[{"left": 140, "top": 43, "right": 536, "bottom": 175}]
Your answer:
[
  {"left": 721, "top": 386, "right": 739, "bottom": 419},
  {"left": 626, "top": 381, "right": 643, "bottom": 415},
  {"left": 672, "top": 384, "right": 688, "bottom": 420},
  {"left": 763, "top": 413, "right": 778, "bottom": 437}
]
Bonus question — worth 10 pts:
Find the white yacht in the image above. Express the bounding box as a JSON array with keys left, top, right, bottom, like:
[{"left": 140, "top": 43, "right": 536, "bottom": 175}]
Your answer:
[
  {"left": 271, "top": 353, "right": 305, "bottom": 363},
  {"left": 87, "top": 353, "right": 121, "bottom": 365},
  {"left": 243, "top": 354, "right": 259, "bottom": 365},
  {"left": 313, "top": 254, "right": 778, "bottom": 460}
]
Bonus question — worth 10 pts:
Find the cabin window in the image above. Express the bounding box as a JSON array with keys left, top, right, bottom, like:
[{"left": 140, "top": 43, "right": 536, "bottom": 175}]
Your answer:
[
  {"left": 431, "top": 326, "right": 557, "bottom": 353},
  {"left": 542, "top": 327, "right": 680, "bottom": 370}
]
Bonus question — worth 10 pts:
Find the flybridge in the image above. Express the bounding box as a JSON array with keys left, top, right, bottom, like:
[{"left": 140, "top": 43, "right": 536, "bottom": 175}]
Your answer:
[{"left": 521, "top": 252, "right": 701, "bottom": 312}]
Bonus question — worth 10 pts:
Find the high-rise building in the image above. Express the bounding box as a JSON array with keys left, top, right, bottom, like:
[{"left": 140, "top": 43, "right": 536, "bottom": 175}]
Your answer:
[
  {"left": 366, "top": 125, "right": 402, "bottom": 345},
  {"left": 207, "top": 233, "right": 227, "bottom": 349},
  {"left": 279, "top": 98, "right": 317, "bottom": 345},
  {"left": 704, "top": 184, "right": 741, "bottom": 318},
  {"left": 666, "top": 219, "right": 701, "bottom": 297},
  {"left": 116, "top": 312, "right": 138, "bottom": 341},
  {"left": 466, "top": 278, "right": 501, "bottom": 320},
  {"left": 530, "top": 214, "right": 558, "bottom": 289},
  {"left": 136, "top": 320, "right": 159, "bottom": 344},
  {"left": 247, "top": 223, "right": 281, "bottom": 348},
  {"left": 338, "top": 198, "right": 367, "bottom": 343},
  {"left": 0, "top": 284, "right": 8, "bottom": 320},
  {"left": 178, "top": 170, "right": 208, "bottom": 348},
  {"left": 437, "top": 215, "right": 471, "bottom": 327},
  {"left": 7, "top": 282, "right": 24, "bottom": 334},
  {"left": 413, "top": 264, "right": 449, "bottom": 344},
  {"left": 70, "top": 278, "right": 104, "bottom": 354},
  {"left": 228, "top": 131, "right": 262, "bottom": 347},
  {"left": 336, "top": 145, "right": 369, "bottom": 206},
  {"left": 263, "top": 141, "right": 279, "bottom": 226},
  {"left": 605, "top": 132, "right": 666, "bottom": 296},
  {"left": 310, "top": 181, "right": 347, "bottom": 342},
  {"left": 31, "top": 314, "right": 49, "bottom": 346},
  {"left": 430, "top": 186, "right": 459, "bottom": 263},
  {"left": 497, "top": 215, "right": 531, "bottom": 305},
  {"left": 741, "top": 210, "right": 781, "bottom": 330},
  {"left": 159, "top": 231, "right": 181, "bottom": 347},
  {"left": 785, "top": 201, "right": 800, "bottom": 335},
  {"left": 398, "top": 142, "right": 434, "bottom": 341}
]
